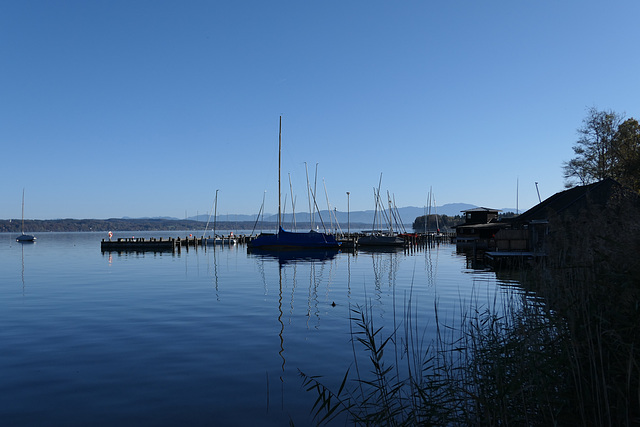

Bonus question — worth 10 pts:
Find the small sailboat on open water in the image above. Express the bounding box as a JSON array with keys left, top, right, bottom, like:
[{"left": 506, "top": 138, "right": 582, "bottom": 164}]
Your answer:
[
  {"left": 248, "top": 117, "right": 341, "bottom": 250},
  {"left": 16, "top": 189, "right": 35, "bottom": 243}
]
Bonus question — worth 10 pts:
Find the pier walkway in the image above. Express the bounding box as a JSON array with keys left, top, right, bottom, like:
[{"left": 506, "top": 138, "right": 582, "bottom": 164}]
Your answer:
[{"left": 100, "top": 232, "right": 455, "bottom": 253}]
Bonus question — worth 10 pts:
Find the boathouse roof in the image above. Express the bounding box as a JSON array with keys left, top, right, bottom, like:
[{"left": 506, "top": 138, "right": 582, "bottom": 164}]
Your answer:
[
  {"left": 511, "top": 178, "right": 622, "bottom": 224},
  {"left": 458, "top": 206, "right": 502, "bottom": 227},
  {"left": 456, "top": 222, "right": 509, "bottom": 230},
  {"left": 461, "top": 207, "right": 502, "bottom": 213}
]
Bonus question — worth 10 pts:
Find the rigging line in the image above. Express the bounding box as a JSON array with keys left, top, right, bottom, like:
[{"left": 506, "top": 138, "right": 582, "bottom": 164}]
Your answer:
[
  {"left": 250, "top": 192, "right": 266, "bottom": 236},
  {"left": 313, "top": 163, "right": 319, "bottom": 229},
  {"left": 386, "top": 191, "right": 394, "bottom": 234},
  {"left": 203, "top": 190, "right": 218, "bottom": 239},
  {"left": 250, "top": 203, "right": 263, "bottom": 237},
  {"left": 292, "top": 196, "right": 297, "bottom": 231},
  {"left": 376, "top": 173, "right": 384, "bottom": 231},
  {"left": 371, "top": 187, "right": 378, "bottom": 232},
  {"left": 375, "top": 187, "right": 391, "bottom": 231},
  {"left": 323, "top": 178, "right": 333, "bottom": 233},
  {"left": 310, "top": 189, "right": 329, "bottom": 233},
  {"left": 304, "top": 162, "right": 312, "bottom": 230},
  {"left": 282, "top": 193, "right": 288, "bottom": 228},
  {"left": 433, "top": 194, "right": 440, "bottom": 232},
  {"left": 288, "top": 173, "right": 296, "bottom": 231},
  {"left": 392, "top": 194, "right": 406, "bottom": 234},
  {"left": 332, "top": 207, "right": 344, "bottom": 236},
  {"left": 387, "top": 191, "right": 395, "bottom": 232}
]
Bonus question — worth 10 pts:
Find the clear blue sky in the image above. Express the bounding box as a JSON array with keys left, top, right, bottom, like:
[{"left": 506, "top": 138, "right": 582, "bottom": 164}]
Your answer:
[{"left": 2, "top": 1, "right": 639, "bottom": 220}]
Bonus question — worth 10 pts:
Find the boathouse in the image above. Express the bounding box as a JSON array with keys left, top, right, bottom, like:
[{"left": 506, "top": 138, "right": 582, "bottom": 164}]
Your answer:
[
  {"left": 488, "top": 178, "right": 637, "bottom": 266},
  {"left": 455, "top": 207, "right": 508, "bottom": 248}
]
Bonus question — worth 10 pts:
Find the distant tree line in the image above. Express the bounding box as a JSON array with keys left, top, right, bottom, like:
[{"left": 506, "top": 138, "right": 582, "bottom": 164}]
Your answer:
[
  {"left": 412, "top": 214, "right": 464, "bottom": 232},
  {"left": 0, "top": 218, "right": 380, "bottom": 233},
  {"left": 0, "top": 219, "right": 259, "bottom": 233},
  {"left": 564, "top": 107, "right": 640, "bottom": 192},
  {"left": 499, "top": 211, "right": 517, "bottom": 218}
]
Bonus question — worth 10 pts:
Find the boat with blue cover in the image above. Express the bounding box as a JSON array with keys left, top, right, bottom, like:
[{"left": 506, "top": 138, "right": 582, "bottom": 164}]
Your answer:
[
  {"left": 248, "top": 226, "right": 341, "bottom": 249},
  {"left": 247, "top": 116, "right": 341, "bottom": 250}
]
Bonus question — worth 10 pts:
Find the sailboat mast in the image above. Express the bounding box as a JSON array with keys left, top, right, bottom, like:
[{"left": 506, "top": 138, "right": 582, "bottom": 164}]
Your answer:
[
  {"left": 21, "top": 188, "right": 25, "bottom": 235},
  {"left": 278, "top": 116, "right": 282, "bottom": 230},
  {"left": 202, "top": 189, "right": 218, "bottom": 239},
  {"left": 428, "top": 186, "right": 432, "bottom": 233},
  {"left": 434, "top": 193, "right": 439, "bottom": 232},
  {"left": 305, "top": 162, "right": 312, "bottom": 230},
  {"left": 213, "top": 189, "right": 218, "bottom": 237},
  {"left": 376, "top": 173, "right": 383, "bottom": 232}
]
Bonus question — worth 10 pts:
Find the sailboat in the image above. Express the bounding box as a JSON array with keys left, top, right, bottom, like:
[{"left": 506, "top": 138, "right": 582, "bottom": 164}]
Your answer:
[
  {"left": 357, "top": 177, "right": 405, "bottom": 247},
  {"left": 202, "top": 190, "right": 237, "bottom": 246},
  {"left": 16, "top": 189, "right": 36, "bottom": 243},
  {"left": 247, "top": 117, "right": 341, "bottom": 250}
]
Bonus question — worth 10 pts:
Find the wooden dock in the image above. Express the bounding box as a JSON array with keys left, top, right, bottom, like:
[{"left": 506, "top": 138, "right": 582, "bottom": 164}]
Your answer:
[
  {"left": 100, "top": 232, "right": 452, "bottom": 253},
  {"left": 101, "top": 237, "right": 177, "bottom": 252},
  {"left": 485, "top": 250, "right": 546, "bottom": 269},
  {"left": 101, "top": 234, "right": 254, "bottom": 253}
]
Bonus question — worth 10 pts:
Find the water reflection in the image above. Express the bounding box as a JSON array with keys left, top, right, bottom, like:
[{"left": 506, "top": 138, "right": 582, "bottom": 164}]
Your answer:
[
  {"left": 354, "top": 247, "right": 404, "bottom": 317},
  {"left": 277, "top": 267, "right": 286, "bottom": 397},
  {"left": 249, "top": 248, "right": 343, "bottom": 390},
  {"left": 247, "top": 247, "right": 340, "bottom": 265},
  {"left": 357, "top": 246, "right": 406, "bottom": 255},
  {"left": 457, "top": 246, "right": 491, "bottom": 271},
  {"left": 20, "top": 243, "right": 26, "bottom": 292},
  {"left": 207, "top": 246, "right": 221, "bottom": 300},
  {"left": 424, "top": 243, "right": 439, "bottom": 289}
]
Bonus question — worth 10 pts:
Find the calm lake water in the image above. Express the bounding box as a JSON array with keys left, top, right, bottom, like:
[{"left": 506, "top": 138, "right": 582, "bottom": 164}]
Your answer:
[{"left": 0, "top": 231, "right": 522, "bottom": 426}]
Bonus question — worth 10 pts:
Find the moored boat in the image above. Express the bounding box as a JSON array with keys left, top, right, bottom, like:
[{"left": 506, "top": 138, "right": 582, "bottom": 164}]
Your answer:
[
  {"left": 204, "top": 235, "right": 238, "bottom": 245},
  {"left": 248, "top": 116, "right": 341, "bottom": 250},
  {"left": 357, "top": 233, "right": 404, "bottom": 247},
  {"left": 249, "top": 227, "right": 341, "bottom": 249},
  {"left": 16, "top": 189, "right": 35, "bottom": 243},
  {"left": 17, "top": 233, "right": 36, "bottom": 243}
]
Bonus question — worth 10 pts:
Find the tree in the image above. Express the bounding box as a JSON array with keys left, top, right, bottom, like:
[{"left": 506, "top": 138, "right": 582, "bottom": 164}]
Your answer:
[
  {"left": 563, "top": 107, "right": 624, "bottom": 187},
  {"left": 611, "top": 118, "right": 640, "bottom": 192},
  {"left": 412, "top": 214, "right": 463, "bottom": 232}
]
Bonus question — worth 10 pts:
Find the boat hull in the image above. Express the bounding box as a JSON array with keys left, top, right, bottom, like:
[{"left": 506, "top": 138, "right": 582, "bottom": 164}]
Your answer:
[
  {"left": 248, "top": 228, "right": 342, "bottom": 249},
  {"left": 247, "top": 247, "right": 340, "bottom": 264},
  {"left": 204, "top": 238, "right": 237, "bottom": 246},
  {"left": 357, "top": 235, "right": 405, "bottom": 247}
]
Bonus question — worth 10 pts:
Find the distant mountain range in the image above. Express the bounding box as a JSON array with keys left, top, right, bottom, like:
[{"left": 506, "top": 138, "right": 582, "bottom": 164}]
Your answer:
[{"left": 184, "top": 203, "right": 518, "bottom": 225}]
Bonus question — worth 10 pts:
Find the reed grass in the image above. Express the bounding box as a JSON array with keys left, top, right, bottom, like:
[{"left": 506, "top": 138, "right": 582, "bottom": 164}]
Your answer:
[
  {"left": 301, "top": 288, "right": 570, "bottom": 426},
  {"left": 300, "top": 188, "right": 640, "bottom": 426}
]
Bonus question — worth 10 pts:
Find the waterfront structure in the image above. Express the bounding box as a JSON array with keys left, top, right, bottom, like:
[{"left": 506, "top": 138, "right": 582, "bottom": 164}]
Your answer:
[
  {"left": 487, "top": 178, "right": 638, "bottom": 267},
  {"left": 455, "top": 207, "right": 506, "bottom": 248}
]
